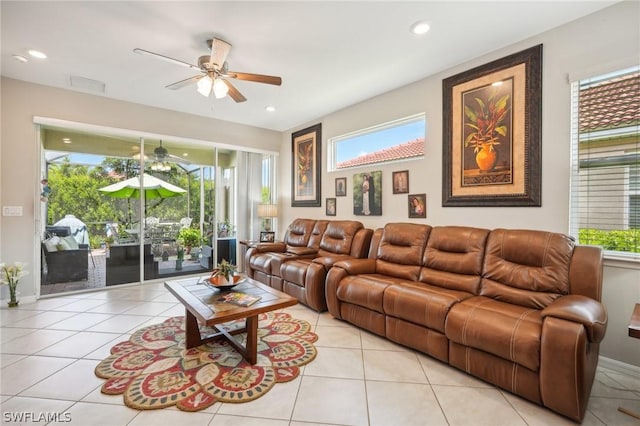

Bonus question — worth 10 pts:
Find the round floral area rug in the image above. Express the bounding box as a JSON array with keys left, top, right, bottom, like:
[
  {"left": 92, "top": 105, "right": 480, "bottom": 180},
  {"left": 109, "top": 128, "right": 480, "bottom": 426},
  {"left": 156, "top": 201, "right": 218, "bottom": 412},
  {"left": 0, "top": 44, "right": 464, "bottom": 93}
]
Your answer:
[{"left": 94, "top": 311, "right": 317, "bottom": 412}]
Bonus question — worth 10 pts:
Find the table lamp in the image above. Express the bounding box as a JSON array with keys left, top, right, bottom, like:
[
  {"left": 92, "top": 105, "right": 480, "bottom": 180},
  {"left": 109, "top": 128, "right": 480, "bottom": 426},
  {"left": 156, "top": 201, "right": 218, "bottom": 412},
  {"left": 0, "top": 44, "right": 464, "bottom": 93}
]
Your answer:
[{"left": 257, "top": 203, "right": 278, "bottom": 232}]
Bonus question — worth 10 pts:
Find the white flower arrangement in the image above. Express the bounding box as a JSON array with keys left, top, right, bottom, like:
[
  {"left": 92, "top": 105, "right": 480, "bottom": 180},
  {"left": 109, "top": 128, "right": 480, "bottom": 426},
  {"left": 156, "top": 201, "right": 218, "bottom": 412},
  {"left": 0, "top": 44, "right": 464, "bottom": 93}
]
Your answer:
[{"left": 1, "top": 262, "right": 28, "bottom": 307}]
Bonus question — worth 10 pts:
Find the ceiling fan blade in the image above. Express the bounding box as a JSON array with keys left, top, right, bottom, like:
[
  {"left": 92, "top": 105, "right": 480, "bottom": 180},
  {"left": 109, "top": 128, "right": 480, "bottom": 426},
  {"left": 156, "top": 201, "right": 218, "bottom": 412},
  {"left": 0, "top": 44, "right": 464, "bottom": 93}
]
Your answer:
[
  {"left": 228, "top": 72, "right": 282, "bottom": 86},
  {"left": 223, "top": 79, "right": 247, "bottom": 103},
  {"left": 167, "top": 153, "right": 191, "bottom": 164},
  {"left": 165, "top": 75, "right": 203, "bottom": 90},
  {"left": 208, "top": 38, "right": 232, "bottom": 69},
  {"left": 133, "top": 48, "right": 201, "bottom": 71}
]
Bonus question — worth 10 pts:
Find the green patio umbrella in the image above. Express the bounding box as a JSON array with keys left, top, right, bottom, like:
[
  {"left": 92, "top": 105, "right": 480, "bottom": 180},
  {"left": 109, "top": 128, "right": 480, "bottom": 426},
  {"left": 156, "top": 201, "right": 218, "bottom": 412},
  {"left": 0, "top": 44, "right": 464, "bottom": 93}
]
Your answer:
[{"left": 98, "top": 173, "right": 186, "bottom": 199}]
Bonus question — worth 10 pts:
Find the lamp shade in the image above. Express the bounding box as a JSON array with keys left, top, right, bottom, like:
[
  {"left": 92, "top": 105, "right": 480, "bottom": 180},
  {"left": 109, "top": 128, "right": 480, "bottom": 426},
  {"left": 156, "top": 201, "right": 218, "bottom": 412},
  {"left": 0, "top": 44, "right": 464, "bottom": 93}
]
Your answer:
[{"left": 257, "top": 204, "right": 278, "bottom": 218}]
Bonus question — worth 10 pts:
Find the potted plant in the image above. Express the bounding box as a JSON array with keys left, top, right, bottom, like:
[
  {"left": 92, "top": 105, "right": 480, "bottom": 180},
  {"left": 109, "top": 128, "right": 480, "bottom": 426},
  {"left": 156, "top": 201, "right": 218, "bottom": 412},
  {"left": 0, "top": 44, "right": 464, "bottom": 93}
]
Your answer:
[
  {"left": 176, "top": 247, "right": 184, "bottom": 270},
  {"left": 217, "top": 219, "right": 235, "bottom": 238},
  {"left": 0, "top": 261, "right": 28, "bottom": 307},
  {"left": 177, "top": 227, "right": 202, "bottom": 253},
  {"left": 216, "top": 259, "right": 236, "bottom": 283},
  {"left": 464, "top": 89, "right": 510, "bottom": 171}
]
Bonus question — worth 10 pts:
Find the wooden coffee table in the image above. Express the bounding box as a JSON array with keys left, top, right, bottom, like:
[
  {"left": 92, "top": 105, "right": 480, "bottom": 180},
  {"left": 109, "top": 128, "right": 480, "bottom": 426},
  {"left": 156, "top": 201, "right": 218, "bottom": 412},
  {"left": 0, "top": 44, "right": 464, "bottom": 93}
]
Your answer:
[{"left": 164, "top": 275, "right": 297, "bottom": 364}]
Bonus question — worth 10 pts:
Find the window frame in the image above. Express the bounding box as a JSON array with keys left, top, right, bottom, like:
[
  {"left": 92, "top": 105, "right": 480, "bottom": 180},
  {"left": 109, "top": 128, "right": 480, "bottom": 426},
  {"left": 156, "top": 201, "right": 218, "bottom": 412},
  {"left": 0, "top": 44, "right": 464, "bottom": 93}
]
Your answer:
[
  {"left": 568, "top": 66, "right": 640, "bottom": 263},
  {"left": 327, "top": 113, "right": 426, "bottom": 172}
]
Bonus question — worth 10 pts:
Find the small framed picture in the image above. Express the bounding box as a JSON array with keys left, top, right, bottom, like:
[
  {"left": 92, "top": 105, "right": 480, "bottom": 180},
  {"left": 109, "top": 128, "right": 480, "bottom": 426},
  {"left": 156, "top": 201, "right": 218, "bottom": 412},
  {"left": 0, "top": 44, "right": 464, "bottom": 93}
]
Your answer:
[
  {"left": 393, "top": 170, "right": 409, "bottom": 194},
  {"left": 335, "top": 177, "right": 347, "bottom": 197},
  {"left": 408, "top": 193, "right": 427, "bottom": 218},
  {"left": 326, "top": 198, "right": 337, "bottom": 216},
  {"left": 259, "top": 231, "right": 275, "bottom": 242}
]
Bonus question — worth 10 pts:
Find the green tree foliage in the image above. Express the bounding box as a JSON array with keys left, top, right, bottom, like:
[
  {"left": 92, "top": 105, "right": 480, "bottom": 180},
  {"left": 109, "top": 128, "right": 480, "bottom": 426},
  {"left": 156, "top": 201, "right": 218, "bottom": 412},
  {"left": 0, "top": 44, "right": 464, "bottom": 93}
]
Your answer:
[
  {"left": 45, "top": 157, "right": 213, "bottom": 247},
  {"left": 46, "top": 160, "right": 120, "bottom": 243},
  {"left": 579, "top": 228, "right": 640, "bottom": 253}
]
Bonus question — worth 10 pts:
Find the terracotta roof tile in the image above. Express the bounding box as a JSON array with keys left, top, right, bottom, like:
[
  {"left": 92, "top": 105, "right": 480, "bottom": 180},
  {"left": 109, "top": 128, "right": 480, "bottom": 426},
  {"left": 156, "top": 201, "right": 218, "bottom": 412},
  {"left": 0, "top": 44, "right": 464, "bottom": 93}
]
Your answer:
[
  {"left": 336, "top": 138, "right": 424, "bottom": 169},
  {"left": 580, "top": 72, "right": 639, "bottom": 132}
]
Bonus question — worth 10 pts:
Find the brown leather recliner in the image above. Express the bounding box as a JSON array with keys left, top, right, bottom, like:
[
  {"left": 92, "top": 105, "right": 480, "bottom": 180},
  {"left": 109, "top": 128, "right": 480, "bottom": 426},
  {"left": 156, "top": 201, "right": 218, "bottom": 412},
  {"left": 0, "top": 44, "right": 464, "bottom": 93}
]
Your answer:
[
  {"left": 279, "top": 220, "right": 373, "bottom": 311},
  {"left": 326, "top": 223, "right": 607, "bottom": 422},
  {"left": 245, "top": 218, "right": 328, "bottom": 289}
]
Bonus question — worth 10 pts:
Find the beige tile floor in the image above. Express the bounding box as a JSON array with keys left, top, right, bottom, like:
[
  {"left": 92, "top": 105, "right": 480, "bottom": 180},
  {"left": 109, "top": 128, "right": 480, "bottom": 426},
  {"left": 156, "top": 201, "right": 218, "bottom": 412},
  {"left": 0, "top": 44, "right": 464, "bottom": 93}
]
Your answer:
[{"left": 1, "top": 281, "right": 639, "bottom": 426}]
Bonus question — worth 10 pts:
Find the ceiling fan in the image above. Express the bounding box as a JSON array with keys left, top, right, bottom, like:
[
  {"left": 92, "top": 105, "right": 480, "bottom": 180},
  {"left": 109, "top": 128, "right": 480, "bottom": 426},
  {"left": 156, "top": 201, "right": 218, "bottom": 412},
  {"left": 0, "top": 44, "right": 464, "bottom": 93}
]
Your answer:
[
  {"left": 134, "top": 38, "right": 282, "bottom": 103},
  {"left": 132, "top": 141, "right": 189, "bottom": 171}
]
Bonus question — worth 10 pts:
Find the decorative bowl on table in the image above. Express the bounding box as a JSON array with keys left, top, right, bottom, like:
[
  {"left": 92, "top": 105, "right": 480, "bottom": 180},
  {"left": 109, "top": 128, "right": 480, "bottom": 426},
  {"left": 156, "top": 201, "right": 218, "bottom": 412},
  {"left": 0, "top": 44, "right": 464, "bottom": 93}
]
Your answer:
[{"left": 204, "top": 274, "right": 243, "bottom": 292}]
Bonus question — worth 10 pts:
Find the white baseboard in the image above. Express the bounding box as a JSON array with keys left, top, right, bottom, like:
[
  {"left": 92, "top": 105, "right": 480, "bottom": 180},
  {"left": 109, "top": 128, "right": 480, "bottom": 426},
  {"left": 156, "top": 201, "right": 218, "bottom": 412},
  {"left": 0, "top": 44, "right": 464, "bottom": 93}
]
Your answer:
[
  {"left": 599, "top": 356, "right": 640, "bottom": 378},
  {"left": 1, "top": 295, "right": 37, "bottom": 305}
]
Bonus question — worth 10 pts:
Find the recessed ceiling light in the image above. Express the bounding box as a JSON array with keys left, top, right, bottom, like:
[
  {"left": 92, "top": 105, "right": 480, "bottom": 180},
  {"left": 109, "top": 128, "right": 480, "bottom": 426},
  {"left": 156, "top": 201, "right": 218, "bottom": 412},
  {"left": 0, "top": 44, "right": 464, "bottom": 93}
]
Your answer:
[
  {"left": 410, "top": 21, "right": 430, "bottom": 35},
  {"left": 12, "top": 54, "right": 28, "bottom": 63},
  {"left": 63, "top": 138, "right": 72, "bottom": 144},
  {"left": 28, "top": 49, "right": 47, "bottom": 59},
  {"left": 183, "top": 153, "right": 189, "bottom": 157},
  {"left": 265, "top": 106, "right": 276, "bottom": 112}
]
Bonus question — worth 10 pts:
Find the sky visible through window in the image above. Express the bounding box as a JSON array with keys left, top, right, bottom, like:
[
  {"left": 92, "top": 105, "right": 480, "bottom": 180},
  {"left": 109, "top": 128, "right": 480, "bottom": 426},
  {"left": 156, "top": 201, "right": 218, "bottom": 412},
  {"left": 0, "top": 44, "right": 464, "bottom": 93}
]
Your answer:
[{"left": 336, "top": 118, "right": 425, "bottom": 164}]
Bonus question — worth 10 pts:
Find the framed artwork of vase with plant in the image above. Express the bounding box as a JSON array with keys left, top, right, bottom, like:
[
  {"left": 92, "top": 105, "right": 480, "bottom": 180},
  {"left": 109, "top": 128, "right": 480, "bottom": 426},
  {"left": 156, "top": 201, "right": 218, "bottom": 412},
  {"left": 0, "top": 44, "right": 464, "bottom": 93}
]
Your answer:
[
  {"left": 442, "top": 44, "right": 542, "bottom": 207},
  {"left": 291, "top": 123, "right": 322, "bottom": 207}
]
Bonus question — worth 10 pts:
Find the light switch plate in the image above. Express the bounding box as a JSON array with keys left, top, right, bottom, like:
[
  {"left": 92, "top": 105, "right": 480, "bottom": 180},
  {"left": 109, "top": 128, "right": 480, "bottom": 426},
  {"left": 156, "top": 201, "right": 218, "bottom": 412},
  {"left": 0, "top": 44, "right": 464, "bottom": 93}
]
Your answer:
[{"left": 2, "top": 206, "right": 23, "bottom": 216}]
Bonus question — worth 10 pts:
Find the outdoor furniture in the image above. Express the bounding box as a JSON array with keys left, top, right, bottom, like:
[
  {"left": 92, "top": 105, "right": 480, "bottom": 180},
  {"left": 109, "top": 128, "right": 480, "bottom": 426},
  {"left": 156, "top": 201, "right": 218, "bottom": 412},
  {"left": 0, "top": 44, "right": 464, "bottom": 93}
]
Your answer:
[
  {"left": 41, "top": 239, "right": 89, "bottom": 284},
  {"left": 106, "top": 243, "right": 157, "bottom": 285}
]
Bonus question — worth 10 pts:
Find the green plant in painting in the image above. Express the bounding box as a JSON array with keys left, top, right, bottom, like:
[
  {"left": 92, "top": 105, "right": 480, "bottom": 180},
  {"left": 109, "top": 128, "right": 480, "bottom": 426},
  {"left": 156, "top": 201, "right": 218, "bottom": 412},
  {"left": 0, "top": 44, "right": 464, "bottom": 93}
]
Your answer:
[{"left": 464, "top": 89, "right": 510, "bottom": 153}]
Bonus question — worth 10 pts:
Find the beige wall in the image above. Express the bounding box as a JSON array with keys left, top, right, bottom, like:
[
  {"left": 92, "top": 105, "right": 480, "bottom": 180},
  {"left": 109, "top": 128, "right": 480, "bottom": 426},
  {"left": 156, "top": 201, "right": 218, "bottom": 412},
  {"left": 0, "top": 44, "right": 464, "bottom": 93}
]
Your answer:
[
  {"left": 1, "top": 1, "right": 638, "bottom": 367},
  {"left": 278, "top": 1, "right": 640, "bottom": 366}
]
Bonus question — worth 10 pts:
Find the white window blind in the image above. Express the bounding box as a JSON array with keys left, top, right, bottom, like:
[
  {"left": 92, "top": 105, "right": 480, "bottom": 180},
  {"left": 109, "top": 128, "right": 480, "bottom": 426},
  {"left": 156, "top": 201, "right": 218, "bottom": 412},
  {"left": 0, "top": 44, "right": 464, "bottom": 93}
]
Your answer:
[{"left": 569, "top": 66, "right": 640, "bottom": 256}]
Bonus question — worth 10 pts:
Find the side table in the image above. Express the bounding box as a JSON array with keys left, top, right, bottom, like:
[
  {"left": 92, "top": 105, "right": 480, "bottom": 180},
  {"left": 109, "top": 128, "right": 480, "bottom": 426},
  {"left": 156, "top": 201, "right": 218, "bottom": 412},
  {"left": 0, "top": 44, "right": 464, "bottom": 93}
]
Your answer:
[
  {"left": 617, "top": 303, "right": 640, "bottom": 420},
  {"left": 238, "top": 240, "right": 259, "bottom": 273}
]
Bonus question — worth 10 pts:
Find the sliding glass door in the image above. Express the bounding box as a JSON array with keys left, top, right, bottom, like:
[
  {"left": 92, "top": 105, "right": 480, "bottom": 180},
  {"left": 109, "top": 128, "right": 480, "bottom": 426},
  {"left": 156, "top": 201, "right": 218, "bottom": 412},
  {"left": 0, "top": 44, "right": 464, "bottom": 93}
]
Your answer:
[{"left": 39, "top": 123, "right": 275, "bottom": 296}]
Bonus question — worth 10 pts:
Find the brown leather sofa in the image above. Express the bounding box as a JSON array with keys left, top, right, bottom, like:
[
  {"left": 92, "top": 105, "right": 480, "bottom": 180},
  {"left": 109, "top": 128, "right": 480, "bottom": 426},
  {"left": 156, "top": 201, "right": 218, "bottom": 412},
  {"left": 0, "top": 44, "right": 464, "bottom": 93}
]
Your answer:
[
  {"left": 246, "top": 218, "right": 328, "bottom": 287},
  {"left": 325, "top": 223, "right": 607, "bottom": 422},
  {"left": 280, "top": 220, "right": 373, "bottom": 311},
  {"left": 245, "top": 218, "right": 372, "bottom": 311}
]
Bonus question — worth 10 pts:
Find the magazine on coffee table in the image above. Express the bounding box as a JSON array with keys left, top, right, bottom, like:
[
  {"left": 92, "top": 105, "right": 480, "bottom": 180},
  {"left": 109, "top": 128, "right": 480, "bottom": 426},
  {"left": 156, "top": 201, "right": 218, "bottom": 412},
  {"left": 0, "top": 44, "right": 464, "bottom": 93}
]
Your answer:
[{"left": 215, "top": 291, "right": 261, "bottom": 307}]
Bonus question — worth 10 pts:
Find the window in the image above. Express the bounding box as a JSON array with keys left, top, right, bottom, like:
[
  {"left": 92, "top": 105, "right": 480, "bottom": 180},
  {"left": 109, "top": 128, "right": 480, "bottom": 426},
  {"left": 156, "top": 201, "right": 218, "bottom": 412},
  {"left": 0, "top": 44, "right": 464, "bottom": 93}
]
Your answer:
[
  {"left": 328, "top": 114, "right": 425, "bottom": 171},
  {"left": 569, "top": 66, "right": 640, "bottom": 256}
]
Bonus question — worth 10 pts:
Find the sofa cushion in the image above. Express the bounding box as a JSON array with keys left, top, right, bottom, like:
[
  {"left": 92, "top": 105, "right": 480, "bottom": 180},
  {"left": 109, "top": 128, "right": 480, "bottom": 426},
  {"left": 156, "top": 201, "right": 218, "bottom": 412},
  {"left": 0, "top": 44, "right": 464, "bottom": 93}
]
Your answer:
[
  {"left": 56, "top": 237, "right": 72, "bottom": 251},
  {"left": 336, "top": 274, "right": 395, "bottom": 313},
  {"left": 43, "top": 236, "right": 60, "bottom": 252},
  {"left": 383, "top": 282, "right": 473, "bottom": 333},
  {"left": 317, "top": 220, "right": 363, "bottom": 256},
  {"left": 62, "top": 235, "right": 79, "bottom": 250},
  {"left": 481, "top": 229, "right": 574, "bottom": 309},
  {"left": 375, "top": 223, "right": 431, "bottom": 281},
  {"left": 420, "top": 226, "right": 489, "bottom": 295},
  {"left": 285, "top": 218, "right": 317, "bottom": 248},
  {"left": 446, "top": 296, "right": 542, "bottom": 371}
]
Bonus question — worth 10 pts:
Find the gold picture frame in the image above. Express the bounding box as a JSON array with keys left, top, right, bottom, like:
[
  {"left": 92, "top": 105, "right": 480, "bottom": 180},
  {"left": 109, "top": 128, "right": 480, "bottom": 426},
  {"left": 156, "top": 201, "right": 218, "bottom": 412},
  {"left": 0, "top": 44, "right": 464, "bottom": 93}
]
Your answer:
[
  {"left": 292, "top": 123, "right": 322, "bottom": 207},
  {"left": 442, "top": 45, "right": 542, "bottom": 207}
]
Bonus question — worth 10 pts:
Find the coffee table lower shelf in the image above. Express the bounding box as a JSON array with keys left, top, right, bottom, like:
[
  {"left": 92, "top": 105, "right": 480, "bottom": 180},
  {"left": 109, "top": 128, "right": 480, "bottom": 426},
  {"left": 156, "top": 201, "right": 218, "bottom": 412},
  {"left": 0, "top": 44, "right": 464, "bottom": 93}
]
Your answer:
[{"left": 184, "top": 309, "right": 259, "bottom": 364}]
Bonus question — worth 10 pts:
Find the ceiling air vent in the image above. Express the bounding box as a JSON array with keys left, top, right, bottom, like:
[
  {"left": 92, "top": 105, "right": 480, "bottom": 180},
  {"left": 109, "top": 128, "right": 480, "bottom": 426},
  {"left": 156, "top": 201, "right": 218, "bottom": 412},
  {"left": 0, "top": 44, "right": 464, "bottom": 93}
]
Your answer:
[{"left": 69, "top": 75, "right": 106, "bottom": 94}]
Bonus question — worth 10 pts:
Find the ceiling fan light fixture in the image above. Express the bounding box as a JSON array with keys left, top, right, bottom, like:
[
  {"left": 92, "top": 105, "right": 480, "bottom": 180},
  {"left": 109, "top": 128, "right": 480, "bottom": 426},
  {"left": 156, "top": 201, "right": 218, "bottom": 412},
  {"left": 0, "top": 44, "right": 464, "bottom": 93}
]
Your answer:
[
  {"left": 410, "top": 21, "right": 430, "bottom": 35},
  {"left": 197, "top": 75, "right": 213, "bottom": 96},
  {"left": 213, "top": 78, "right": 229, "bottom": 99},
  {"left": 151, "top": 161, "right": 171, "bottom": 172}
]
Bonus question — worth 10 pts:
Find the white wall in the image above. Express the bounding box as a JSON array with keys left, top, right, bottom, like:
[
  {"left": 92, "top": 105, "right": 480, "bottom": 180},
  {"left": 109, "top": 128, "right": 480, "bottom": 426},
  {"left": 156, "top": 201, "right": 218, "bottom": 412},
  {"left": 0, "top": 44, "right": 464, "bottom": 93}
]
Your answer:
[
  {"left": 279, "top": 1, "right": 640, "bottom": 366},
  {"left": 0, "top": 78, "right": 281, "bottom": 301}
]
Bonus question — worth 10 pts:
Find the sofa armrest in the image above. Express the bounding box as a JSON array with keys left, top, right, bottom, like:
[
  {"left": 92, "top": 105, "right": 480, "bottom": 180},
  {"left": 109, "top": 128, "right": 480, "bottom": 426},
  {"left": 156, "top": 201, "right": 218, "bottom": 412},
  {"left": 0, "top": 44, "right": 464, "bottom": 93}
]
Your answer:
[
  {"left": 313, "top": 254, "right": 353, "bottom": 270},
  {"left": 333, "top": 258, "right": 377, "bottom": 275},
  {"left": 541, "top": 295, "right": 607, "bottom": 343},
  {"left": 253, "top": 242, "right": 286, "bottom": 253}
]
